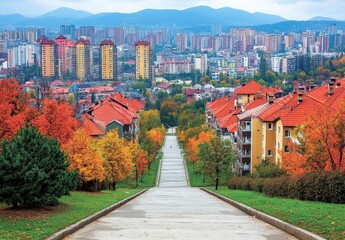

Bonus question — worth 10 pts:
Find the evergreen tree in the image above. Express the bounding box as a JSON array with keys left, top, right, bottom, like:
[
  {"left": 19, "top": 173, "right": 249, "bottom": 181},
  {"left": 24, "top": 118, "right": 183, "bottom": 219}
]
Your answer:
[{"left": 0, "top": 125, "right": 76, "bottom": 208}]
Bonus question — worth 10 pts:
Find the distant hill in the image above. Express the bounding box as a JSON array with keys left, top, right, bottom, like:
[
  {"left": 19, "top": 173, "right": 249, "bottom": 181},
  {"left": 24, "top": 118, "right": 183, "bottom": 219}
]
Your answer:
[
  {"left": 0, "top": 14, "right": 29, "bottom": 26},
  {"left": 253, "top": 20, "right": 345, "bottom": 33},
  {"left": 309, "top": 16, "right": 338, "bottom": 21},
  {"left": 38, "top": 7, "right": 93, "bottom": 19},
  {"left": 0, "top": 6, "right": 287, "bottom": 28}
]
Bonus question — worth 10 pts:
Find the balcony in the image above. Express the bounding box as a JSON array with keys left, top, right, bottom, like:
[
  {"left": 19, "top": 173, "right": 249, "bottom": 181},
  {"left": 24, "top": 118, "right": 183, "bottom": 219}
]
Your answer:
[
  {"left": 243, "top": 163, "right": 251, "bottom": 171},
  {"left": 238, "top": 137, "right": 251, "bottom": 145}
]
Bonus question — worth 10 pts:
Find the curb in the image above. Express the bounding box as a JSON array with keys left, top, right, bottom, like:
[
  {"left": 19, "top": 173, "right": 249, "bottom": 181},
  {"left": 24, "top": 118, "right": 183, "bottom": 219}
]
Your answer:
[
  {"left": 156, "top": 152, "right": 163, "bottom": 187},
  {"left": 200, "top": 188, "right": 326, "bottom": 240},
  {"left": 182, "top": 152, "right": 190, "bottom": 187},
  {"left": 46, "top": 188, "right": 149, "bottom": 240}
]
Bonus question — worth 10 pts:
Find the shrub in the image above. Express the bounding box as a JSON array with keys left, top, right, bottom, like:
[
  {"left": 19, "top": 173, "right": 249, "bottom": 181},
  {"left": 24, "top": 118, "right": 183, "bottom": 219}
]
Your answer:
[
  {"left": 0, "top": 125, "right": 76, "bottom": 208},
  {"left": 254, "top": 160, "right": 286, "bottom": 178},
  {"left": 263, "top": 176, "right": 297, "bottom": 199},
  {"left": 229, "top": 171, "right": 345, "bottom": 203}
]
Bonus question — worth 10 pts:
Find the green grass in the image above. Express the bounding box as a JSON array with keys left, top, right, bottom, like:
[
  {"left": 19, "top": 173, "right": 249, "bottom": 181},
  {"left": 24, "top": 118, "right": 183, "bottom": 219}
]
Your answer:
[
  {"left": 0, "top": 189, "right": 142, "bottom": 240},
  {"left": 185, "top": 157, "right": 213, "bottom": 187},
  {"left": 117, "top": 152, "right": 163, "bottom": 188},
  {"left": 208, "top": 187, "right": 345, "bottom": 240}
]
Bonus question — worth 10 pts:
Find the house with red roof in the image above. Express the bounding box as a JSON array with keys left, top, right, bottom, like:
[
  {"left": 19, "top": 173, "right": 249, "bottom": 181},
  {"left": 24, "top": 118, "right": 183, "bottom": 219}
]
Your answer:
[{"left": 83, "top": 93, "right": 145, "bottom": 139}]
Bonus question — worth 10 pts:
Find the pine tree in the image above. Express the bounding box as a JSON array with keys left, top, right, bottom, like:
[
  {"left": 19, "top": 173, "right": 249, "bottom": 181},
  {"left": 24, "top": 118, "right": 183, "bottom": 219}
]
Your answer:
[{"left": 0, "top": 125, "right": 76, "bottom": 208}]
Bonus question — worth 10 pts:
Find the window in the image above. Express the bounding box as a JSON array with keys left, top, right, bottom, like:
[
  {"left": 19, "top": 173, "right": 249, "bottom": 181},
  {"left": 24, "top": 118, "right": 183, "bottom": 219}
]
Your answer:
[
  {"left": 284, "top": 145, "right": 289, "bottom": 153},
  {"left": 285, "top": 130, "right": 291, "bottom": 137},
  {"left": 268, "top": 150, "right": 272, "bottom": 156},
  {"left": 278, "top": 126, "right": 281, "bottom": 134},
  {"left": 268, "top": 123, "right": 273, "bottom": 130}
]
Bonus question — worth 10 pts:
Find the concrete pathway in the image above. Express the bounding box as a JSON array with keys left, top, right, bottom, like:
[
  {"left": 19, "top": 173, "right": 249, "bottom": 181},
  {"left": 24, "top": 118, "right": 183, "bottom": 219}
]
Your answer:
[{"left": 68, "top": 129, "right": 297, "bottom": 240}]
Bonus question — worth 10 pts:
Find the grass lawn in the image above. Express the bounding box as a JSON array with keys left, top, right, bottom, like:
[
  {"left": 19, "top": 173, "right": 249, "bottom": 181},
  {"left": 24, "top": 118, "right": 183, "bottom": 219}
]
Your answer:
[
  {"left": 185, "top": 157, "right": 229, "bottom": 187},
  {"left": 117, "top": 152, "right": 163, "bottom": 188},
  {"left": 0, "top": 189, "right": 142, "bottom": 240},
  {"left": 208, "top": 187, "right": 345, "bottom": 240}
]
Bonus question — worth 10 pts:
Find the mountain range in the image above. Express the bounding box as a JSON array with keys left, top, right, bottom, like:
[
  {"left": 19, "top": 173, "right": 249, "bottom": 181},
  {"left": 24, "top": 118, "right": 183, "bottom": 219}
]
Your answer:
[
  {"left": 1, "top": 6, "right": 285, "bottom": 28},
  {"left": 0, "top": 6, "right": 343, "bottom": 29}
]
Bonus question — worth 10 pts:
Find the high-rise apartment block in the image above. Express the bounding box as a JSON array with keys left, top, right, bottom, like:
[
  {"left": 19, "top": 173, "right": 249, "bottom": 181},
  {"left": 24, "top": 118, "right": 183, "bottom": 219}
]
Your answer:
[
  {"left": 76, "top": 38, "right": 91, "bottom": 81},
  {"left": 100, "top": 40, "right": 117, "bottom": 81},
  {"left": 56, "top": 35, "right": 67, "bottom": 77},
  {"left": 135, "top": 41, "right": 150, "bottom": 80},
  {"left": 40, "top": 39, "right": 58, "bottom": 78}
]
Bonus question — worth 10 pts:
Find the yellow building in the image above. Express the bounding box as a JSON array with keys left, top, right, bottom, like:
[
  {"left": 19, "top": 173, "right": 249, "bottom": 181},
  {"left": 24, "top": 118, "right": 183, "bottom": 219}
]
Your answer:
[
  {"left": 135, "top": 41, "right": 150, "bottom": 80},
  {"left": 76, "top": 39, "right": 91, "bottom": 81},
  {"left": 100, "top": 40, "right": 117, "bottom": 81},
  {"left": 40, "top": 39, "right": 57, "bottom": 77}
]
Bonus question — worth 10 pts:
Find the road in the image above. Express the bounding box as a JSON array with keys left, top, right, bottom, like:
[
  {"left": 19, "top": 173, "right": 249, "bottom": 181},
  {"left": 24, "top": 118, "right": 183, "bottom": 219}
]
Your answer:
[{"left": 68, "top": 131, "right": 297, "bottom": 240}]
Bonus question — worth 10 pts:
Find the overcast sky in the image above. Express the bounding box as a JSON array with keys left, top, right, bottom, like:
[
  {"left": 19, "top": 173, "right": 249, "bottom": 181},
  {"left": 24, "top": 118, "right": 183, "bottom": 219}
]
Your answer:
[{"left": 1, "top": 0, "right": 344, "bottom": 20}]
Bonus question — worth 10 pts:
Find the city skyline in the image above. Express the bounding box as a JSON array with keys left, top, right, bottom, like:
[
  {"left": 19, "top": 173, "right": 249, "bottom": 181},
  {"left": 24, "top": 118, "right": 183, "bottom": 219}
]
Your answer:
[{"left": 1, "top": 0, "right": 345, "bottom": 21}]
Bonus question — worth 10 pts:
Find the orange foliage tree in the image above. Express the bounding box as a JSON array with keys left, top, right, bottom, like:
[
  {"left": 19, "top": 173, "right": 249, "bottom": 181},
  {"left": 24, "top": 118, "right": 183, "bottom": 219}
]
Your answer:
[
  {"left": 98, "top": 129, "right": 133, "bottom": 190},
  {"left": 0, "top": 78, "right": 29, "bottom": 141},
  {"left": 303, "top": 102, "right": 345, "bottom": 171},
  {"left": 32, "top": 99, "right": 81, "bottom": 146},
  {"left": 65, "top": 128, "right": 105, "bottom": 191},
  {"left": 145, "top": 127, "right": 165, "bottom": 168},
  {"left": 185, "top": 131, "right": 214, "bottom": 164},
  {"left": 129, "top": 140, "right": 148, "bottom": 185},
  {"left": 283, "top": 100, "right": 345, "bottom": 173},
  {"left": 281, "top": 125, "right": 307, "bottom": 175}
]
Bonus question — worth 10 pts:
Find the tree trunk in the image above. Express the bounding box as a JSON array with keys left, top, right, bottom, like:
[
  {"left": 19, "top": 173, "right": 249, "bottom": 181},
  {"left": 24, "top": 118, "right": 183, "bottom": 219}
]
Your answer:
[
  {"left": 215, "top": 178, "right": 219, "bottom": 190},
  {"left": 135, "top": 167, "right": 139, "bottom": 187},
  {"left": 113, "top": 182, "right": 116, "bottom": 191}
]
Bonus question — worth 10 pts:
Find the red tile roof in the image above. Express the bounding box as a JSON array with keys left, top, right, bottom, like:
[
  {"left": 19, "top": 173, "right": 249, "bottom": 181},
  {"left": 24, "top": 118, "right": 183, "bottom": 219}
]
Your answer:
[
  {"left": 82, "top": 114, "right": 105, "bottom": 136},
  {"left": 258, "top": 94, "right": 295, "bottom": 122},
  {"left": 279, "top": 95, "right": 322, "bottom": 127},
  {"left": 235, "top": 81, "right": 282, "bottom": 96}
]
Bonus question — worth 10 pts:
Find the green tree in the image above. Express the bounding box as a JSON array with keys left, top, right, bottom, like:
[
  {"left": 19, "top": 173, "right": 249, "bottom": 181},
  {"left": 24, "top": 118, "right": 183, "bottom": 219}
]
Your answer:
[
  {"left": 160, "top": 100, "right": 178, "bottom": 127},
  {"left": 0, "top": 125, "right": 76, "bottom": 208},
  {"left": 260, "top": 56, "right": 267, "bottom": 79},
  {"left": 198, "top": 138, "right": 235, "bottom": 190}
]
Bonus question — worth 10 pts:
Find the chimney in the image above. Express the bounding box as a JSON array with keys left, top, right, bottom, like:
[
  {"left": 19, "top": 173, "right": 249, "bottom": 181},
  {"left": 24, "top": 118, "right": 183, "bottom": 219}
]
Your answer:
[
  {"left": 298, "top": 92, "right": 303, "bottom": 104},
  {"left": 268, "top": 94, "right": 274, "bottom": 104},
  {"left": 328, "top": 77, "right": 336, "bottom": 95}
]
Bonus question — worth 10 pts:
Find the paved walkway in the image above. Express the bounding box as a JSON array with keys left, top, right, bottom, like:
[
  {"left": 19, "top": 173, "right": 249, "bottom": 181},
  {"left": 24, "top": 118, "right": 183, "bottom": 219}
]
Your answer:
[{"left": 68, "top": 130, "right": 297, "bottom": 240}]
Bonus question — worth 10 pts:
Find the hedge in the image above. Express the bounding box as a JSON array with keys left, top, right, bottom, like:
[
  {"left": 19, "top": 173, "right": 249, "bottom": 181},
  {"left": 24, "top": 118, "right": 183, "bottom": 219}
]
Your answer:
[{"left": 228, "top": 171, "right": 345, "bottom": 204}]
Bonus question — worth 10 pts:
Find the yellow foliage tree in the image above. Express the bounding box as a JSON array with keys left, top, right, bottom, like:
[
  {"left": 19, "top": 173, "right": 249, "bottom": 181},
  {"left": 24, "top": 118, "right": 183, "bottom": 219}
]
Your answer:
[
  {"left": 98, "top": 129, "right": 133, "bottom": 190},
  {"left": 65, "top": 128, "right": 105, "bottom": 191},
  {"left": 129, "top": 140, "right": 148, "bottom": 186}
]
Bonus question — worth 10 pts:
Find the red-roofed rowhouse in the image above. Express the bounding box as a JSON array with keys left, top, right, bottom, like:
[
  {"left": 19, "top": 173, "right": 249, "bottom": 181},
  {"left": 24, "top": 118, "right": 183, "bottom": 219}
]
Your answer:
[
  {"left": 233, "top": 77, "right": 345, "bottom": 176},
  {"left": 83, "top": 93, "right": 145, "bottom": 140}
]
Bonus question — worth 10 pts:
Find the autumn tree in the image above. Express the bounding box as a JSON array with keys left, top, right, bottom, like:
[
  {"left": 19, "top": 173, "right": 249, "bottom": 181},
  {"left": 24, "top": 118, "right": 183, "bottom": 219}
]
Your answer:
[
  {"left": 98, "top": 129, "right": 133, "bottom": 190},
  {"left": 129, "top": 140, "right": 148, "bottom": 186},
  {"left": 138, "top": 109, "right": 161, "bottom": 143},
  {"left": 185, "top": 131, "right": 214, "bottom": 164},
  {"left": 281, "top": 125, "right": 307, "bottom": 175},
  {"left": 303, "top": 102, "right": 345, "bottom": 171},
  {"left": 0, "top": 125, "right": 75, "bottom": 208},
  {"left": 283, "top": 100, "right": 345, "bottom": 173},
  {"left": 65, "top": 129, "right": 105, "bottom": 191},
  {"left": 32, "top": 99, "right": 81, "bottom": 146},
  {"left": 198, "top": 138, "right": 235, "bottom": 190},
  {"left": 0, "top": 78, "right": 29, "bottom": 141},
  {"left": 144, "top": 127, "right": 165, "bottom": 169}
]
